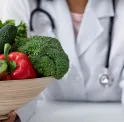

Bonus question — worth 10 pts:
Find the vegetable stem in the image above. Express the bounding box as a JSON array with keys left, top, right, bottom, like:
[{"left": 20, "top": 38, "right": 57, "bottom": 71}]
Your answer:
[
  {"left": 4, "top": 43, "right": 11, "bottom": 63},
  {"left": 4, "top": 43, "right": 16, "bottom": 74}
]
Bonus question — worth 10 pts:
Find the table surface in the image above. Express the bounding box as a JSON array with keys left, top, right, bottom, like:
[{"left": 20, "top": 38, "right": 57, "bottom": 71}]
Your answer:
[{"left": 29, "top": 100, "right": 124, "bottom": 122}]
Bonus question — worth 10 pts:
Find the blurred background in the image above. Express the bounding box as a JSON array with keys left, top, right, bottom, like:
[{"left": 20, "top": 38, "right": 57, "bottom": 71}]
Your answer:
[{"left": 0, "top": 1, "right": 6, "bottom": 19}]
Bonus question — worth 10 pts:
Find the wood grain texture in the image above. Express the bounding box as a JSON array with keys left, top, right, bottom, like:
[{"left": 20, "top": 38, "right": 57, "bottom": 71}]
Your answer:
[{"left": 0, "top": 77, "right": 54, "bottom": 120}]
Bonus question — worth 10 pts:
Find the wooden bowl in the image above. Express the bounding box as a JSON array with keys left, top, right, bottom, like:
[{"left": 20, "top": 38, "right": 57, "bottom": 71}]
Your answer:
[{"left": 0, "top": 77, "right": 54, "bottom": 120}]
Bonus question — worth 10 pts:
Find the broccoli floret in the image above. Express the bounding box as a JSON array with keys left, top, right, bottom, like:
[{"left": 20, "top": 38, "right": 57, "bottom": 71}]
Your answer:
[
  {"left": 29, "top": 55, "right": 56, "bottom": 77},
  {"left": 18, "top": 36, "right": 69, "bottom": 79},
  {"left": 12, "top": 37, "right": 29, "bottom": 51},
  {"left": 18, "top": 36, "right": 64, "bottom": 54}
]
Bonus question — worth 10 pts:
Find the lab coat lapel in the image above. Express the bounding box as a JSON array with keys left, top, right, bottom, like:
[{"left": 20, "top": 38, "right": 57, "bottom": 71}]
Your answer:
[
  {"left": 54, "top": 0, "right": 77, "bottom": 62},
  {"left": 76, "top": 2, "right": 103, "bottom": 57},
  {"left": 54, "top": 0, "right": 85, "bottom": 86},
  {"left": 76, "top": 0, "right": 114, "bottom": 57}
]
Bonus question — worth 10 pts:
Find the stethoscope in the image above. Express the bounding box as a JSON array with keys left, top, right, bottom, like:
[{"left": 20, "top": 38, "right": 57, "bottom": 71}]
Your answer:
[
  {"left": 30, "top": 0, "right": 55, "bottom": 32},
  {"left": 99, "top": 0, "right": 115, "bottom": 88},
  {"left": 30, "top": 0, "right": 115, "bottom": 88}
]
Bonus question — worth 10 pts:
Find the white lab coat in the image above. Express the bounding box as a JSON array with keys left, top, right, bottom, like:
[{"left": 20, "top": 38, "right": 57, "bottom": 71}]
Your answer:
[{"left": 2, "top": 0, "right": 124, "bottom": 121}]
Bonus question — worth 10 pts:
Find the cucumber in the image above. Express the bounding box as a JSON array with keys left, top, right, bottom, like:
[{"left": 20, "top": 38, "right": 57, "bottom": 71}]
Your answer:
[{"left": 0, "top": 24, "right": 17, "bottom": 54}]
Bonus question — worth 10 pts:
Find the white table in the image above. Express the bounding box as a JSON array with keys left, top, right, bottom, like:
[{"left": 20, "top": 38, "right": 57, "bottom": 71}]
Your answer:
[{"left": 29, "top": 100, "right": 124, "bottom": 122}]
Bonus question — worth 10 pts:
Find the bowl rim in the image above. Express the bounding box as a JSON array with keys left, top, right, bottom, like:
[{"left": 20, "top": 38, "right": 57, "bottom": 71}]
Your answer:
[{"left": 0, "top": 77, "right": 54, "bottom": 83}]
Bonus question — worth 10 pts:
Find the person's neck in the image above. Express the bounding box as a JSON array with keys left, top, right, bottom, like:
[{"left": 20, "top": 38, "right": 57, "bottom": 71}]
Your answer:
[{"left": 67, "top": 0, "right": 88, "bottom": 14}]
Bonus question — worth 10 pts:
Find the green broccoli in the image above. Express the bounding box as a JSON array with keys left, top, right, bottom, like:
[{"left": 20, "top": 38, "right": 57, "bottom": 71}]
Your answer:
[
  {"left": 18, "top": 36, "right": 69, "bottom": 79},
  {"left": 28, "top": 55, "right": 56, "bottom": 77},
  {"left": 12, "top": 37, "right": 29, "bottom": 51}
]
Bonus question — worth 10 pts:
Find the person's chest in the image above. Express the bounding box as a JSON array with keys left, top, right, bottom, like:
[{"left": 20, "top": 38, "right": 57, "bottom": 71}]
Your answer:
[{"left": 29, "top": 0, "right": 121, "bottom": 102}]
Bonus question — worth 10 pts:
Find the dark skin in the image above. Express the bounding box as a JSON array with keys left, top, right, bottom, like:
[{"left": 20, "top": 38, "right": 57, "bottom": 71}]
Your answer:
[
  {"left": 4, "top": 0, "right": 88, "bottom": 122},
  {"left": 1, "top": 112, "right": 17, "bottom": 122},
  {"left": 66, "top": 0, "right": 88, "bottom": 14}
]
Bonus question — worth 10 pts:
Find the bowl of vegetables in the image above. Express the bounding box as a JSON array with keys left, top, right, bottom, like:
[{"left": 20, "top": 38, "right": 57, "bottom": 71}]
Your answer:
[{"left": 0, "top": 20, "right": 69, "bottom": 120}]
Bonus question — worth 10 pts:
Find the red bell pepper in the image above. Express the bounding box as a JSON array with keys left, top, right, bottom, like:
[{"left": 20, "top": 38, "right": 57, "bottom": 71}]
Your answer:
[
  {"left": 0, "top": 43, "right": 36, "bottom": 80},
  {"left": 1, "top": 74, "right": 11, "bottom": 80}
]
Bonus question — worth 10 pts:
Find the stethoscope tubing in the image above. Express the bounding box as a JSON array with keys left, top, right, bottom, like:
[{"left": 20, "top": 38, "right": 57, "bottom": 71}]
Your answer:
[
  {"left": 30, "top": 0, "right": 116, "bottom": 87},
  {"left": 30, "top": 0, "right": 115, "bottom": 69},
  {"left": 106, "top": 0, "right": 115, "bottom": 68},
  {"left": 30, "top": 0, "right": 55, "bottom": 31}
]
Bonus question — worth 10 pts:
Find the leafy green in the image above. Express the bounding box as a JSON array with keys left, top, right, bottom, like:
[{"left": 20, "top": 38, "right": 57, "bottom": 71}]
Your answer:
[
  {"left": 0, "top": 19, "right": 27, "bottom": 38},
  {"left": 3, "top": 20, "right": 15, "bottom": 26},
  {"left": 0, "top": 19, "right": 28, "bottom": 50},
  {"left": 16, "top": 21, "right": 27, "bottom": 38},
  {"left": 12, "top": 37, "right": 28, "bottom": 51},
  {"left": 0, "top": 20, "right": 3, "bottom": 28}
]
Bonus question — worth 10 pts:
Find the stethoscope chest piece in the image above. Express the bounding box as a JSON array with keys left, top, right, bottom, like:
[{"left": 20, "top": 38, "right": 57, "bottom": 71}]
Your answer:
[
  {"left": 98, "top": 0, "right": 115, "bottom": 88},
  {"left": 99, "top": 68, "right": 113, "bottom": 88}
]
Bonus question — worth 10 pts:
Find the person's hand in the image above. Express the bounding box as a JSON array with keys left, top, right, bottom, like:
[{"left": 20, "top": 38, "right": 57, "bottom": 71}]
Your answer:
[{"left": 1, "top": 111, "right": 16, "bottom": 122}]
